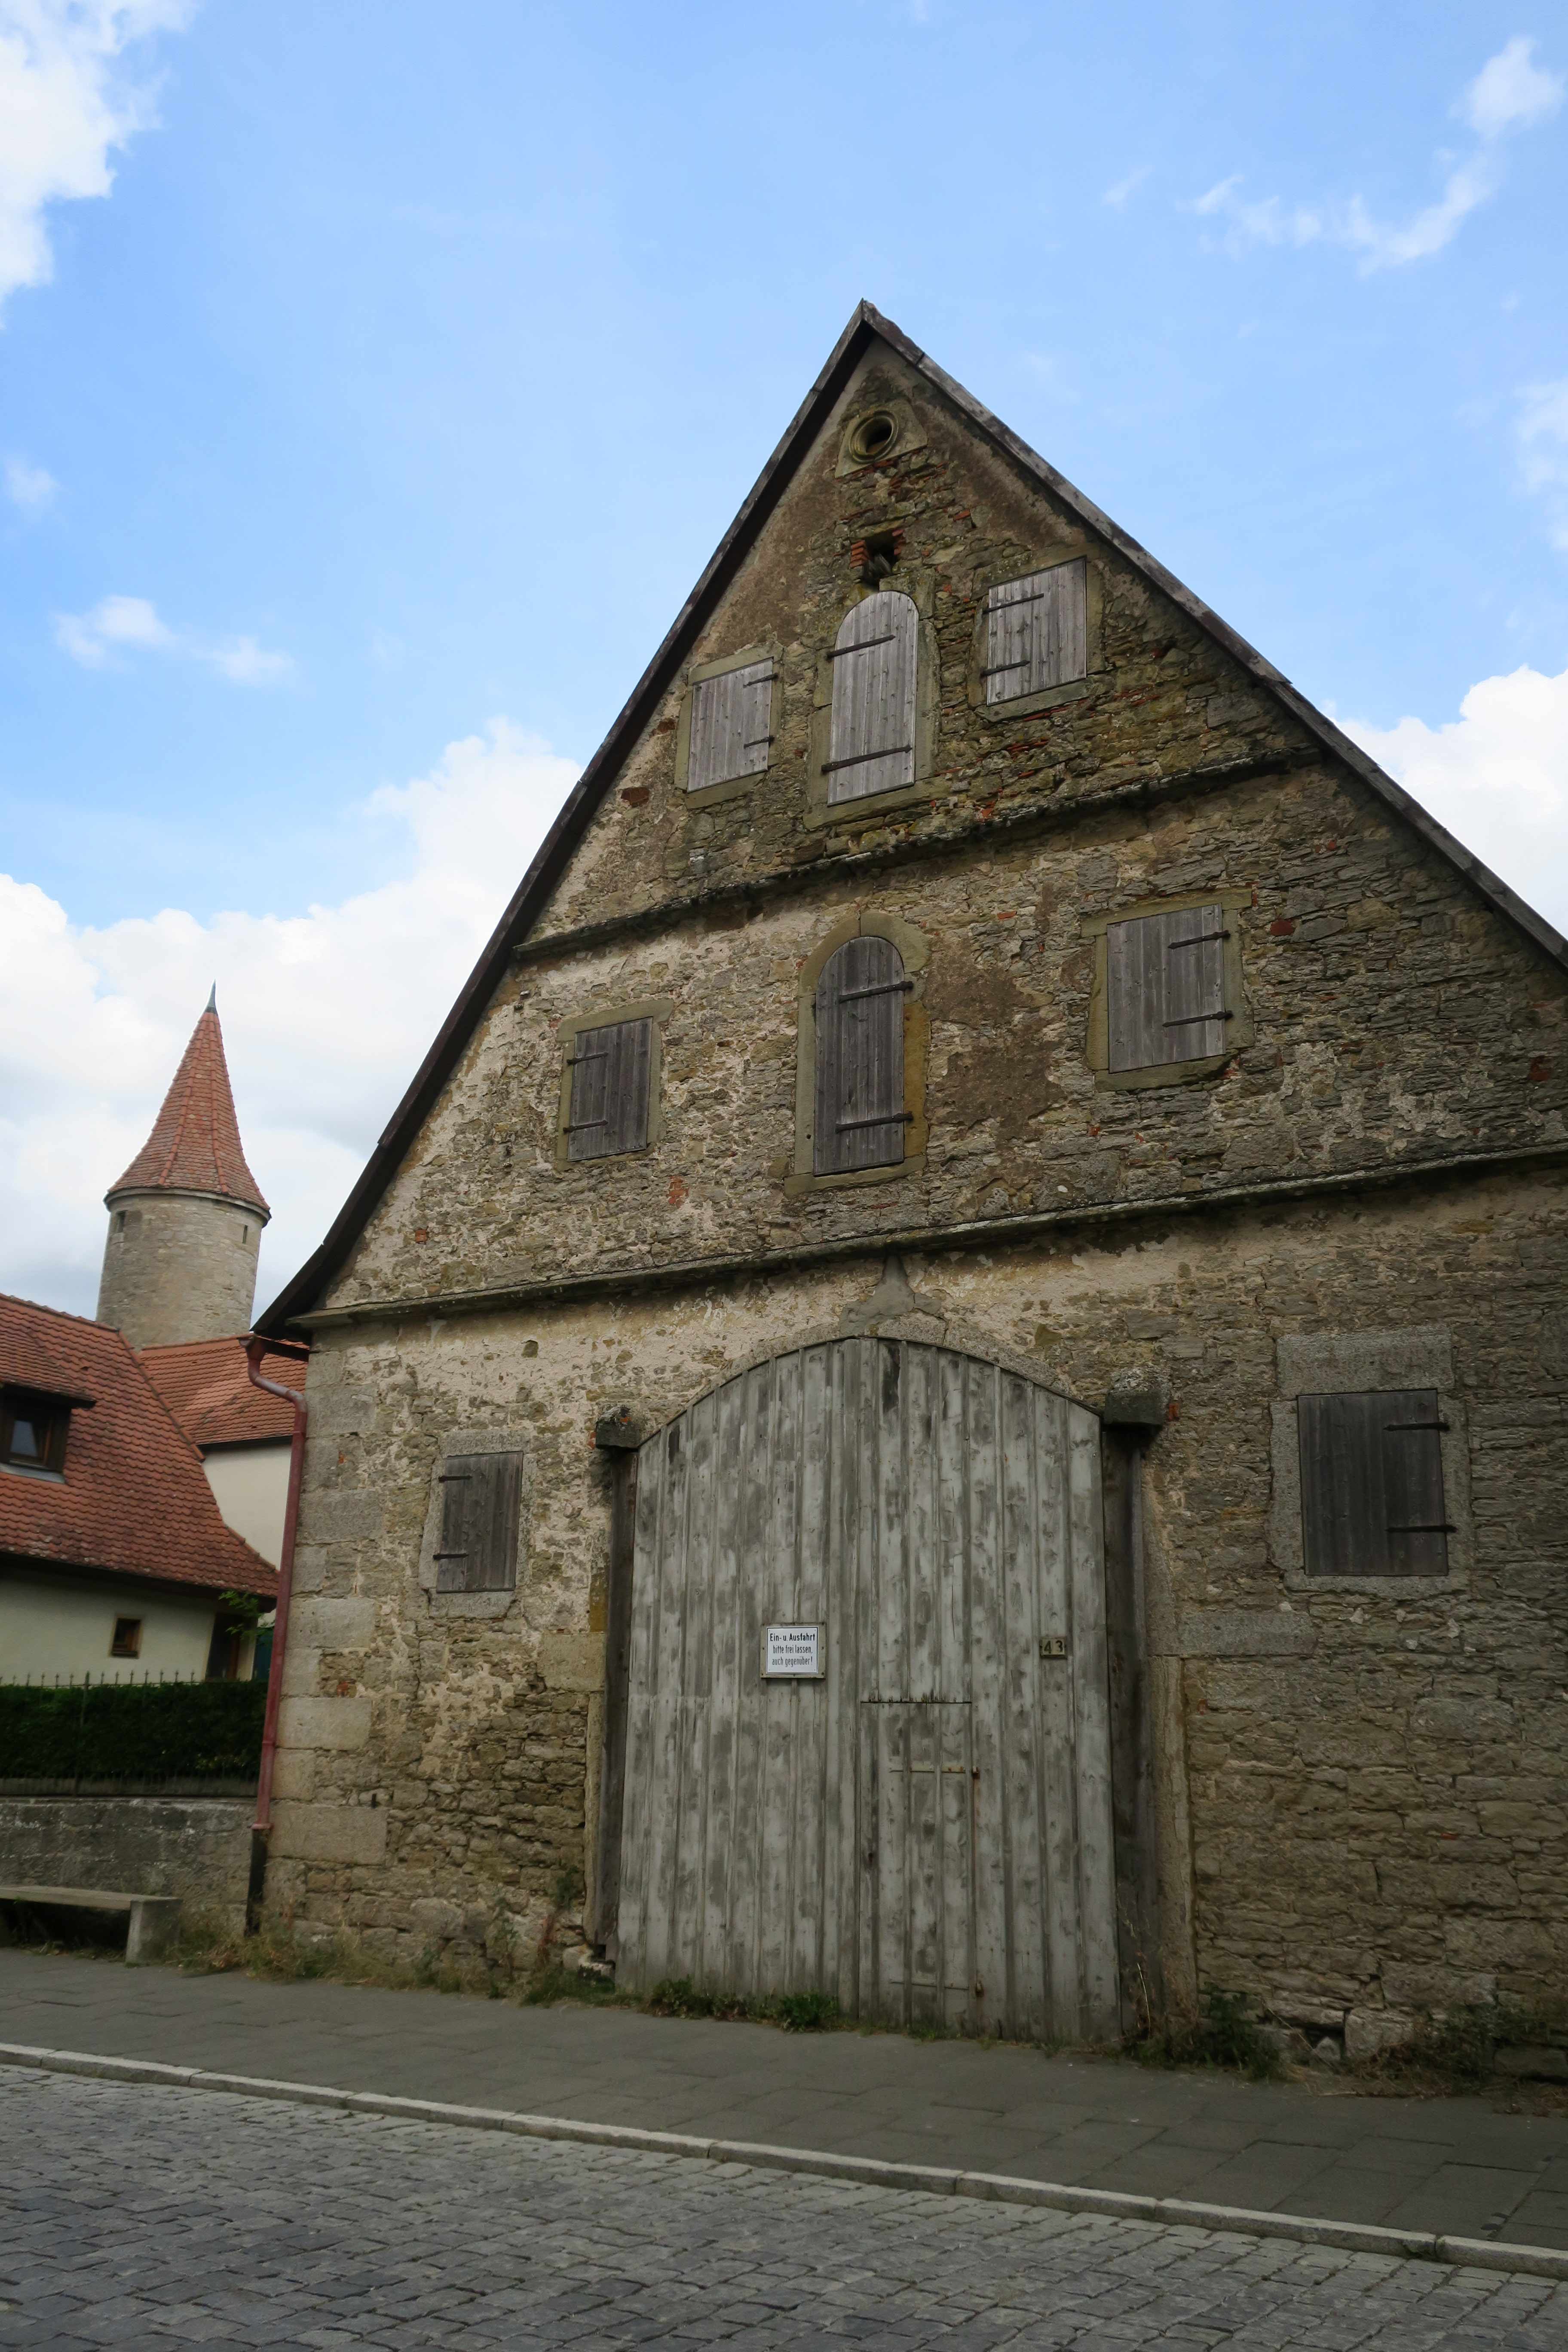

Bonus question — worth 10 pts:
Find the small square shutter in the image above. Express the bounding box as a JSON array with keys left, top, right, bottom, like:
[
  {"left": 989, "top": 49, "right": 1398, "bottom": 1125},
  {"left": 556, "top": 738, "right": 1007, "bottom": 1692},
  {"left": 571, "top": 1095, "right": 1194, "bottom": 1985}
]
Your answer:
[
  {"left": 688, "top": 659, "right": 774, "bottom": 793},
  {"left": 983, "top": 559, "right": 1087, "bottom": 706},
  {"left": 567, "top": 1018, "right": 652, "bottom": 1161},
  {"left": 814, "top": 937, "right": 908, "bottom": 1174},
  {"left": 436, "top": 1450, "right": 522, "bottom": 1592},
  {"left": 826, "top": 591, "right": 918, "bottom": 805},
  {"left": 1298, "top": 1390, "right": 1449, "bottom": 1579},
  {"left": 1106, "top": 903, "right": 1228, "bottom": 1072}
]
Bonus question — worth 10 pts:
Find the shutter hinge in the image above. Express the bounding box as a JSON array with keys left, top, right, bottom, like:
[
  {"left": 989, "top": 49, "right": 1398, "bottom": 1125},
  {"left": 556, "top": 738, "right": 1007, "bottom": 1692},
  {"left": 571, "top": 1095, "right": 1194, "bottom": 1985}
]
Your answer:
[
  {"left": 821, "top": 742, "right": 913, "bottom": 773},
  {"left": 1386, "top": 1523, "right": 1457, "bottom": 1534},
  {"left": 1168, "top": 930, "right": 1231, "bottom": 949},
  {"left": 1384, "top": 1420, "right": 1450, "bottom": 1432},
  {"left": 989, "top": 585, "right": 1051, "bottom": 611},
  {"left": 828, "top": 631, "right": 898, "bottom": 660},
  {"left": 836, "top": 1111, "right": 915, "bottom": 1133},
  {"left": 839, "top": 978, "right": 915, "bottom": 1002},
  {"left": 1163, "top": 1009, "right": 1233, "bottom": 1028}
]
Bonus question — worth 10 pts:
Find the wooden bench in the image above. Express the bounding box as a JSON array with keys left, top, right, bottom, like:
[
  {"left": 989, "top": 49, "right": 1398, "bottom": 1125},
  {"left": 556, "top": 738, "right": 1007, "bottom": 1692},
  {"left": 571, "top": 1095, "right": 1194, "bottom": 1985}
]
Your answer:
[{"left": 0, "top": 1883, "right": 181, "bottom": 1965}]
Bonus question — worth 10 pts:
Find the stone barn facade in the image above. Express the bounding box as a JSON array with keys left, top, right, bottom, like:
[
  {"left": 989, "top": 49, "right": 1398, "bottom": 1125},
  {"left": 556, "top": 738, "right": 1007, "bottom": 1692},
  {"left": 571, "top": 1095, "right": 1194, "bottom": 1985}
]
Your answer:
[{"left": 257, "top": 304, "right": 1568, "bottom": 2053}]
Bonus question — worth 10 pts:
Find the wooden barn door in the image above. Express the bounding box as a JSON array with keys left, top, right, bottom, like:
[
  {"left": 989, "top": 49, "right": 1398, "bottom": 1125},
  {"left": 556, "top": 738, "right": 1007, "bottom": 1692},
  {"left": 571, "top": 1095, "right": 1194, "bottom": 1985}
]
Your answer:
[{"left": 614, "top": 1339, "right": 1119, "bottom": 2041}]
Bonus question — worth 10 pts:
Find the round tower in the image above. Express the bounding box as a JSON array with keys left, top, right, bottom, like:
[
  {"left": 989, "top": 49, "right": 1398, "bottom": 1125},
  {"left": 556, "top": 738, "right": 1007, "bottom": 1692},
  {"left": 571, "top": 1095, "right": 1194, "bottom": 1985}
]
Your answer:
[{"left": 96, "top": 989, "right": 271, "bottom": 1349}]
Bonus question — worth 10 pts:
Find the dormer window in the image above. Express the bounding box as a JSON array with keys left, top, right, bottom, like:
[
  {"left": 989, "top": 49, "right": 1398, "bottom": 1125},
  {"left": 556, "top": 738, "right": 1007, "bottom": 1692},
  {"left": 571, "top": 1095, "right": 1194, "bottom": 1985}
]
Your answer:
[{"left": 1, "top": 1387, "right": 70, "bottom": 1476}]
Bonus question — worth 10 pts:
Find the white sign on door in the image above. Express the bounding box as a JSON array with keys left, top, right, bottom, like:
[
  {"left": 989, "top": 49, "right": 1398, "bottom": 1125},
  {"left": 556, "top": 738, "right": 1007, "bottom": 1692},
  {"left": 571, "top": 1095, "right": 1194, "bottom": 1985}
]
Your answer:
[{"left": 763, "top": 1623, "right": 824, "bottom": 1679}]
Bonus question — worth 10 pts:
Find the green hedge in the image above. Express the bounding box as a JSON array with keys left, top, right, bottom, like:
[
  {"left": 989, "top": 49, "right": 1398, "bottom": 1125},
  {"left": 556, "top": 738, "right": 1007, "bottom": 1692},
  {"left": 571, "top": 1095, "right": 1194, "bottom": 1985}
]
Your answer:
[{"left": 0, "top": 1680, "right": 266, "bottom": 1783}]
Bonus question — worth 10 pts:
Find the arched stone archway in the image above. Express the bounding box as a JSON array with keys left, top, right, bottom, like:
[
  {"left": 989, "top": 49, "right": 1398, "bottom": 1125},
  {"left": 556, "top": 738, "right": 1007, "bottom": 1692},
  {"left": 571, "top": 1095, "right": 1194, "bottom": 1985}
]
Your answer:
[{"left": 613, "top": 1336, "right": 1119, "bottom": 2041}]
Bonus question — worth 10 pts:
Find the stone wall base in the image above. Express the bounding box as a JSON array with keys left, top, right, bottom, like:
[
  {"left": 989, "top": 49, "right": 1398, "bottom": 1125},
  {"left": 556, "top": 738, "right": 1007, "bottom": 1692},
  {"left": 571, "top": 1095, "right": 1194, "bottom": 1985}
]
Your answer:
[{"left": 0, "top": 1797, "right": 253, "bottom": 1930}]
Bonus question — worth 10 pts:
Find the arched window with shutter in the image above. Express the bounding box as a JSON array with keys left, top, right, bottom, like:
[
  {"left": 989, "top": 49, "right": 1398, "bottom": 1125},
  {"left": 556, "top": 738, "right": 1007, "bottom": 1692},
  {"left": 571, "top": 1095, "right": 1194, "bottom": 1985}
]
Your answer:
[
  {"left": 825, "top": 591, "right": 918, "bottom": 806},
  {"left": 814, "top": 936, "right": 910, "bottom": 1174}
]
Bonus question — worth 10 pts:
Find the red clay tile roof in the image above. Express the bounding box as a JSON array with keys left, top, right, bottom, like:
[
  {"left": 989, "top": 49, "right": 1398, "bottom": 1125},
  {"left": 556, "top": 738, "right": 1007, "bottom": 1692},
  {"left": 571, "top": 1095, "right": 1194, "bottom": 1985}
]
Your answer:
[
  {"left": 0, "top": 1293, "right": 276, "bottom": 1599},
  {"left": 107, "top": 998, "right": 270, "bottom": 1216},
  {"left": 139, "top": 1336, "right": 305, "bottom": 1449}
]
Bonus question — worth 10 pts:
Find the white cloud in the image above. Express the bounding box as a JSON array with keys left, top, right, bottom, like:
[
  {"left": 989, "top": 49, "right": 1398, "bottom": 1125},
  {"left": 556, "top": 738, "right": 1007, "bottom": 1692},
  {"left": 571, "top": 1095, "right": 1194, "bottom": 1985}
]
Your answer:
[
  {"left": 1518, "top": 377, "right": 1568, "bottom": 551},
  {"left": 5, "top": 452, "right": 55, "bottom": 508},
  {"left": 1192, "top": 36, "right": 1561, "bottom": 273},
  {"left": 0, "top": 0, "right": 194, "bottom": 316},
  {"left": 1459, "top": 33, "right": 1564, "bottom": 138},
  {"left": 54, "top": 592, "right": 293, "bottom": 682},
  {"left": 1343, "top": 662, "right": 1568, "bottom": 932},
  {"left": 0, "top": 720, "right": 581, "bottom": 1318},
  {"left": 1102, "top": 165, "right": 1151, "bottom": 210}
]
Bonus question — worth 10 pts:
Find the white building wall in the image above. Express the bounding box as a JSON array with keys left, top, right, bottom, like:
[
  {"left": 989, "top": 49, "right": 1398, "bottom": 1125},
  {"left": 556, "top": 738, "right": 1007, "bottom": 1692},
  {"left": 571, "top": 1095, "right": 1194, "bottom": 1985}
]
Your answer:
[
  {"left": 200, "top": 1440, "right": 290, "bottom": 1567},
  {"left": 0, "top": 1571, "right": 217, "bottom": 1682}
]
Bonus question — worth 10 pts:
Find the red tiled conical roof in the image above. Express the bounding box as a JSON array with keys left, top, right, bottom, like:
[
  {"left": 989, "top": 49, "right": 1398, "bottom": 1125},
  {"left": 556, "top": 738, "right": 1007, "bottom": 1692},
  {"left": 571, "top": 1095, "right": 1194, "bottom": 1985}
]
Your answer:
[{"left": 107, "top": 996, "right": 270, "bottom": 1217}]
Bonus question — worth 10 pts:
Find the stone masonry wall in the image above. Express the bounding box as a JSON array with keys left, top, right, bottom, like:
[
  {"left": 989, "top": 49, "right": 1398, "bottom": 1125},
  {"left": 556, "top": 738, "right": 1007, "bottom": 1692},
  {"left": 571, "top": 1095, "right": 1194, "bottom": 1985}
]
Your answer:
[
  {"left": 266, "top": 328, "right": 1568, "bottom": 2030},
  {"left": 271, "top": 1167, "right": 1568, "bottom": 2039},
  {"left": 331, "top": 753, "right": 1567, "bottom": 1315},
  {"left": 96, "top": 1189, "right": 262, "bottom": 1350}
]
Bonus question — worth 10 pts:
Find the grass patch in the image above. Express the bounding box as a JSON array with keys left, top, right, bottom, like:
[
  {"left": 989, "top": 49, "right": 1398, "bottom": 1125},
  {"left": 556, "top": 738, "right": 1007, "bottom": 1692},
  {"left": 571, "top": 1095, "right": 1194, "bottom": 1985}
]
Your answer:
[
  {"left": 1350, "top": 1999, "right": 1568, "bottom": 2096},
  {"left": 1129, "top": 1989, "right": 1284, "bottom": 2083},
  {"left": 645, "top": 1976, "right": 842, "bottom": 2031}
]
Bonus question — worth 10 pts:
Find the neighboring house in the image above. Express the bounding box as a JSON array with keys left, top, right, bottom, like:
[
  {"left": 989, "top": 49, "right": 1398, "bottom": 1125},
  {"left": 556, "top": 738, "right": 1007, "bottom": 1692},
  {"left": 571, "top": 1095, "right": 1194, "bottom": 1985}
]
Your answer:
[
  {"left": 0, "top": 1294, "right": 276, "bottom": 1682},
  {"left": 139, "top": 1338, "right": 302, "bottom": 1568},
  {"left": 254, "top": 305, "right": 1567, "bottom": 2051}
]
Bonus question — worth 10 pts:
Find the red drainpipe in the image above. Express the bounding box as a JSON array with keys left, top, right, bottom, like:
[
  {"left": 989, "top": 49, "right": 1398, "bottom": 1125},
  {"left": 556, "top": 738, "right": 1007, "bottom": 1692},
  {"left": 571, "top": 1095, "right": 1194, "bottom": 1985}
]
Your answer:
[{"left": 245, "top": 1333, "right": 309, "bottom": 1929}]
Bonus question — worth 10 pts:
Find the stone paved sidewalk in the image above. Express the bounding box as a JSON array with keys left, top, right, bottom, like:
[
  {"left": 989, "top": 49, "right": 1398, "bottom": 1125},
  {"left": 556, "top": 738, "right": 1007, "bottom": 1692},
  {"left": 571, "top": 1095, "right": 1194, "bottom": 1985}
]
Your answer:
[
  {"left": 4, "top": 2065, "right": 1566, "bottom": 2351},
  {"left": 2, "top": 1946, "right": 1567, "bottom": 2252}
]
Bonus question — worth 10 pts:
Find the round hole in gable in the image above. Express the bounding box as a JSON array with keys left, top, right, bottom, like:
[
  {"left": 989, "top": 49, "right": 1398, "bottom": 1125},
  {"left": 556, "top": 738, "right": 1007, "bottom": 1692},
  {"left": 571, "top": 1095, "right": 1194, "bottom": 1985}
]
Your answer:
[{"left": 850, "top": 409, "right": 897, "bottom": 463}]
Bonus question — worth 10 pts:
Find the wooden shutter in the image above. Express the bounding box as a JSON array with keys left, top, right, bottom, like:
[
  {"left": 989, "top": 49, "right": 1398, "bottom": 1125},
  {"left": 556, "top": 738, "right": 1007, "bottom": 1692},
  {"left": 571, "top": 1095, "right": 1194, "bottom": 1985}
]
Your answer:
[
  {"left": 814, "top": 937, "right": 908, "bottom": 1173},
  {"left": 567, "top": 1018, "right": 652, "bottom": 1161},
  {"left": 435, "top": 1450, "right": 522, "bottom": 1592},
  {"left": 1106, "top": 903, "right": 1229, "bottom": 1072},
  {"left": 1298, "top": 1390, "right": 1449, "bottom": 1579},
  {"left": 826, "top": 591, "right": 917, "bottom": 805},
  {"left": 983, "top": 559, "right": 1087, "bottom": 706},
  {"left": 687, "top": 659, "right": 773, "bottom": 793}
]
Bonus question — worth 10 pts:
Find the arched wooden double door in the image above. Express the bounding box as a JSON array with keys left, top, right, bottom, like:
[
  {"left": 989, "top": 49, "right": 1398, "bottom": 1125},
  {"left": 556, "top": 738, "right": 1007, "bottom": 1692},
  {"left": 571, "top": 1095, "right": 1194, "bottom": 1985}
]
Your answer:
[{"left": 616, "top": 1338, "right": 1119, "bottom": 2040}]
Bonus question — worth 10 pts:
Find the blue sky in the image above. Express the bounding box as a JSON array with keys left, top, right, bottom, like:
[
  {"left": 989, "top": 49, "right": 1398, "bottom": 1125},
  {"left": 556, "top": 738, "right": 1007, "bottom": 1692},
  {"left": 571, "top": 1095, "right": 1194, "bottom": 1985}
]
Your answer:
[{"left": 3, "top": 1, "right": 1566, "bottom": 1316}]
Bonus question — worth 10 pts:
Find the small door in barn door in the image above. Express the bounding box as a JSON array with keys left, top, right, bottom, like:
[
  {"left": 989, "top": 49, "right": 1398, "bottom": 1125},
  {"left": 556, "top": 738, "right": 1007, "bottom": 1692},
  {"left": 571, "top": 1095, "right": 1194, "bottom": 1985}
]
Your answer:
[{"left": 614, "top": 1339, "right": 1119, "bottom": 2042}]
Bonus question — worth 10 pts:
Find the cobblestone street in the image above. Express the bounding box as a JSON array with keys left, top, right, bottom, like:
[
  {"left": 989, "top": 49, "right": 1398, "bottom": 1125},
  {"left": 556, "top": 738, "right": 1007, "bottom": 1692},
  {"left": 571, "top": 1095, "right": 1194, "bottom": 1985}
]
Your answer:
[{"left": 3, "top": 2066, "right": 1565, "bottom": 2350}]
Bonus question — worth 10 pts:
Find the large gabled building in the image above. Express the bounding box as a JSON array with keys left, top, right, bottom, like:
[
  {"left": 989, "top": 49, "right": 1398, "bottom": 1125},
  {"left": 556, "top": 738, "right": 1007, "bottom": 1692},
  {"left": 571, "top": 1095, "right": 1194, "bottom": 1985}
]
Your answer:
[{"left": 255, "top": 305, "right": 1567, "bottom": 2052}]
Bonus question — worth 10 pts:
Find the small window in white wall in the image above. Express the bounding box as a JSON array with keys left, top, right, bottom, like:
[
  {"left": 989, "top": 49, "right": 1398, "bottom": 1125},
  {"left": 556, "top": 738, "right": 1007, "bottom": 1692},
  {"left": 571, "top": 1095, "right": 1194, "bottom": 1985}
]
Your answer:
[
  {"left": 982, "top": 559, "right": 1087, "bottom": 706},
  {"left": 686, "top": 656, "right": 774, "bottom": 794},
  {"left": 825, "top": 591, "right": 918, "bottom": 805}
]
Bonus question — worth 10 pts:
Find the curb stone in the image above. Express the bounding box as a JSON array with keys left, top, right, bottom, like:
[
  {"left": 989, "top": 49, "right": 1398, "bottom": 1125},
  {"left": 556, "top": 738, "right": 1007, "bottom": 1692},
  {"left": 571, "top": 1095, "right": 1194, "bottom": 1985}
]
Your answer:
[{"left": 2, "top": 2040, "right": 1564, "bottom": 2281}]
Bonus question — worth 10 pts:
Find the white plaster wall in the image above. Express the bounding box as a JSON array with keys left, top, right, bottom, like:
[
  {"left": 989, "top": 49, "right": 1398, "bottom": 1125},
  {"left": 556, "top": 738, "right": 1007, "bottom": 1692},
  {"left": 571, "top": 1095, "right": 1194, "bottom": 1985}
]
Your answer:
[
  {"left": 202, "top": 1440, "right": 290, "bottom": 1568},
  {"left": 0, "top": 1571, "right": 216, "bottom": 1681}
]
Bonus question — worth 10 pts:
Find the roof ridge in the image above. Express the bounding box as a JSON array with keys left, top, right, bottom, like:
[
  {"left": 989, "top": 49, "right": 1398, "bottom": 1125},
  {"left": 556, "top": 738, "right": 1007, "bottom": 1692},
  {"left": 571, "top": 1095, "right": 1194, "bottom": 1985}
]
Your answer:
[{"left": 0, "top": 1288, "right": 129, "bottom": 1335}]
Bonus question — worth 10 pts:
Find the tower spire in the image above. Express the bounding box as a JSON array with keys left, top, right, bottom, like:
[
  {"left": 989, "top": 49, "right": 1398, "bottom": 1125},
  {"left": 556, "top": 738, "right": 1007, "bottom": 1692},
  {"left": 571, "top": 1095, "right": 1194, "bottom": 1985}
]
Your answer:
[
  {"left": 107, "top": 995, "right": 269, "bottom": 1216},
  {"left": 97, "top": 996, "right": 271, "bottom": 1348}
]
